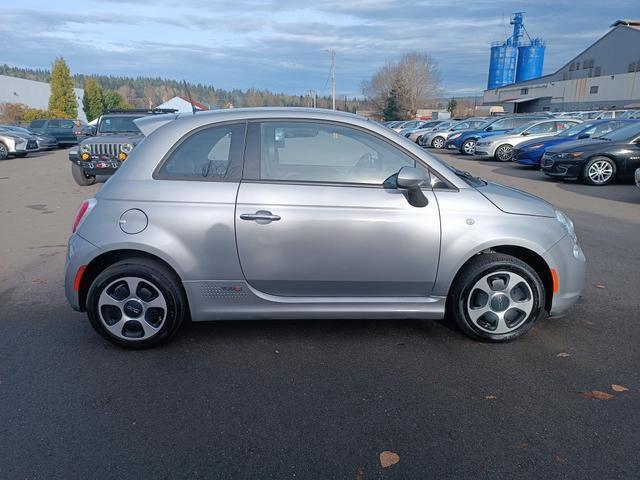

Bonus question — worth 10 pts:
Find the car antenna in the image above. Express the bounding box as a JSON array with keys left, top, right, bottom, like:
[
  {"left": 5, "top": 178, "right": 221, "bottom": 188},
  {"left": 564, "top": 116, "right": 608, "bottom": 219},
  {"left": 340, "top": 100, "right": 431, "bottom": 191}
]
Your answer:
[{"left": 183, "top": 80, "right": 197, "bottom": 116}]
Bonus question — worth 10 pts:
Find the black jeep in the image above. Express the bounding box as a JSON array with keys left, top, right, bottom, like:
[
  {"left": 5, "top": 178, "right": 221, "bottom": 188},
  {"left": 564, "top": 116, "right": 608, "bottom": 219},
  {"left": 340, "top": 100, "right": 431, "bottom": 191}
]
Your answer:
[{"left": 69, "top": 109, "right": 177, "bottom": 186}]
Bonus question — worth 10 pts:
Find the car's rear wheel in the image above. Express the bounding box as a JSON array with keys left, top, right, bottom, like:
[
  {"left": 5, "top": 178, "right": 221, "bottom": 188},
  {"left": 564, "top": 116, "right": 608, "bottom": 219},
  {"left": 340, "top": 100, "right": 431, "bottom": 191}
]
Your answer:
[
  {"left": 461, "top": 139, "right": 476, "bottom": 155},
  {"left": 431, "top": 136, "right": 445, "bottom": 149},
  {"left": 495, "top": 144, "right": 514, "bottom": 162},
  {"left": 449, "top": 253, "right": 545, "bottom": 342},
  {"left": 86, "top": 259, "right": 187, "bottom": 348},
  {"left": 0, "top": 143, "right": 8, "bottom": 160},
  {"left": 582, "top": 156, "right": 616, "bottom": 185},
  {"left": 71, "top": 163, "right": 96, "bottom": 186}
]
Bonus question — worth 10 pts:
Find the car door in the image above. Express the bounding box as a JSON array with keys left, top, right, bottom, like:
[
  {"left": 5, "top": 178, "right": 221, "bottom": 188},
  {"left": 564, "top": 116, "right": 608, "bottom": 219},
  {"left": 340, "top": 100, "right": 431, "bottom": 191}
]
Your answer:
[{"left": 235, "top": 120, "right": 441, "bottom": 298}]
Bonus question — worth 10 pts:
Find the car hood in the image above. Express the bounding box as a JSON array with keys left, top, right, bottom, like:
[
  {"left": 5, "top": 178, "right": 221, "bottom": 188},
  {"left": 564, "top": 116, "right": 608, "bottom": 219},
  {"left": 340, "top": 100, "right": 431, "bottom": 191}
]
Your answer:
[
  {"left": 476, "top": 181, "right": 556, "bottom": 217},
  {"left": 80, "top": 133, "right": 143, "bottom": 145},
  {"left": 2, "top": 131, "right": 36, "bottom": 140},
  {"left": 518, "top": 136, "right": 569, "bottom": 150},
  {"left": 546, "top": 138, "right": 607, "bottom": 153}
]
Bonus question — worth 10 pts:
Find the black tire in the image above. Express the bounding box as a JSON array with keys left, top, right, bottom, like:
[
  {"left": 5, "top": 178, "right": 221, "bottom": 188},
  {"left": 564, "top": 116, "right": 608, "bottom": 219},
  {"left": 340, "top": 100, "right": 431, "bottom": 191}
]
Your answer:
[
  {"left": 86, "top": 258, "right": 187, "bottom": 348},
  {"left": 431, "top": 136, "right": 445, "bottom": 149},
  {"left": 448, "top": 253, "right": 546, "bottom": 342},
  {"left": 71, "top": 163, "right": 96, "bottom": 186},
  {"left": 582, "top": 156, "right": 616, "bottom": 186},
  {"left": 14, "top": 153, "right": 28, "bottom": 158},
  {"left": 461, "top": 139, "right": 476, "bottom": 155},
  {"left": 0, "top": 142, "right": 8, "bottom": 160},
  {"left": 494, "top": 144, "right": 514, "bottom": 162}
]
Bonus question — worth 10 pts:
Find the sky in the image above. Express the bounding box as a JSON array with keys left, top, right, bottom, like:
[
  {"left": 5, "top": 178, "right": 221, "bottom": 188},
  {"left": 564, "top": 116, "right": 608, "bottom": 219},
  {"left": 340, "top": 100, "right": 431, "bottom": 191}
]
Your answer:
[{"left": 1, "top": 0, "right": 637, "bottom": 98}]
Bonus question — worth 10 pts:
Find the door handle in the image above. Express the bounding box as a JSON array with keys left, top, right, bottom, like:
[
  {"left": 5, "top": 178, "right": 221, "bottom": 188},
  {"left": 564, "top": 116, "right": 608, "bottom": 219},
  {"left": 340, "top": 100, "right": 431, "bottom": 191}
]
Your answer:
[{"left": 240, "top": 210, "right": 281, "bottom": 222}]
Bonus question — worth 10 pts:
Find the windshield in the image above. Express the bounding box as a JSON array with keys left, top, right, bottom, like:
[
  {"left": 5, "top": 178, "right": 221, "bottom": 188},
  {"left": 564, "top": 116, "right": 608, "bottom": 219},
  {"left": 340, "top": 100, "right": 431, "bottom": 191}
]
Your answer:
[
  {"left": 559, "top": 122, "right": 592, "bottom": 137},
  {"left": 98, "top": 116, "right": 143, "bottom": 134},
  {"left": 510, "top": 121, "right": 538, "bottom": 134},
  {"left": 599, "top": 123, "right": 640, "bottom": 142}
]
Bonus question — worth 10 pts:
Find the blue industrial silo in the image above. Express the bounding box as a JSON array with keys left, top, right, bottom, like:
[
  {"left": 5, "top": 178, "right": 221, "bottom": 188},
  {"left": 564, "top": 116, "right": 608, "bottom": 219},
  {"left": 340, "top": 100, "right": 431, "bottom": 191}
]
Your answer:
[
  {"left": 516, "top": 39, "right": 545, "bottom": 82},
  {"left": 488, "top": 42, "right": 518, "bottom": 89},
  {"left": 486, "top": 13, "right": 545, "bottom": 89}
]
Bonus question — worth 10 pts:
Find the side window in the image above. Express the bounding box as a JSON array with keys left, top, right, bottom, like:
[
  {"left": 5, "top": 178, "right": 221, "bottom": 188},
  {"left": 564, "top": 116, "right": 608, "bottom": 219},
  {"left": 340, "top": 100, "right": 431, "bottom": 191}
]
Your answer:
[
  {"left": 29, "top": 120, "right": 45, "bottom": 128},
  {"left": 555, "top": 121, "right": 573, "bottom": 132},
  {"left": 156, "top": 123, "right": 246, "bottom": 181},
  {"left": 527, "top": 122, "right": 556, "bottom": 134},
  {"left": 593, "top": 122, "right": 616, "bottom": 137},
  {"left": 47, "top": 120, "right": 61, "bottom": 128},
  {"left": 60, "top": 120, "right": 74, "bottom": 129},
  {"left": 453, "top": 122, "right": 469, "bottom": 130},
  {"left": 490, "top": 118, "right": 511, "bottom": 129},
  {"left": 259, "top": 122, "right": 415, "bottom": 185}
]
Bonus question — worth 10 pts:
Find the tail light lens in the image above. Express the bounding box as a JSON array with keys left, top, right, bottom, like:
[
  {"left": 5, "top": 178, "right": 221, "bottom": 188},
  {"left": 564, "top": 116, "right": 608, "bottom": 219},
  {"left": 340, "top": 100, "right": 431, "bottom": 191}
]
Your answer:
[{"left": 72, "top": 198, "right": 97, "bottom": 233}]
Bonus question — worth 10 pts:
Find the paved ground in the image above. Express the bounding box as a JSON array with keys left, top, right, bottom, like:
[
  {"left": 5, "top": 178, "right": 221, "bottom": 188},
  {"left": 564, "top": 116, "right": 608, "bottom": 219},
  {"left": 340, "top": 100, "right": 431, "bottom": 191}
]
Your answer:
[{"left": 1, "top": 147, "right": 639, "bottom": 479}]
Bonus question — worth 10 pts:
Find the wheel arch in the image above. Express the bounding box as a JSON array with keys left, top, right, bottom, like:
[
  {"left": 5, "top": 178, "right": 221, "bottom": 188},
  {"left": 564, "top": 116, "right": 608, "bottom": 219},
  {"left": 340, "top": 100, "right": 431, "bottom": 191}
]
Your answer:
[
  {"left": 446, "top": 245, "right": 553, "bottom": 313},
  {"left": 78, "top": 248, "right": 187, "bottom": 312}
]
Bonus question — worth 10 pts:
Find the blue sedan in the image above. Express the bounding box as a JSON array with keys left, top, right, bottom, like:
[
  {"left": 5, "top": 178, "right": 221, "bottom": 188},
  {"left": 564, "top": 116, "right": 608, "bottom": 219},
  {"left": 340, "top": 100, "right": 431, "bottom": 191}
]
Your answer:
[{"left": 514, "top": 119, "right": 637, "bottom": 166}]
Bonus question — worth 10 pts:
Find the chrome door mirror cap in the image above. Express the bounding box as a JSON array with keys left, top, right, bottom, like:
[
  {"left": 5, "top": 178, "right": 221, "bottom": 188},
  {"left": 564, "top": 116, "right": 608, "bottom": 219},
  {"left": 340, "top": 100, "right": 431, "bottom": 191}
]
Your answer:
[{"left": 396, "top": 166, "right": 430, "bottom": 190}]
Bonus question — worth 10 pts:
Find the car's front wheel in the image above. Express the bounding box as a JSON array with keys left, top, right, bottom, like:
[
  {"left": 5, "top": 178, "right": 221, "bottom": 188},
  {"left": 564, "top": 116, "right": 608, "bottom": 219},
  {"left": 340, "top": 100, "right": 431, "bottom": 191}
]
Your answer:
[
  {"left": 71, "top": 163, "right": 96, "bottom": 186},
  {"left": 449, "top": 253, "right": 545, "bottom": 342},
  {"left": 495, "top": 144, "right": 514, "bottom": 162},
  {"left": 0, "top": 143, "right": 8, "bottom": 160},
  {"left": 431, "top": 136, "right": 445, "bottom": 149},
  {"left": 461, "top": 139, "right": 476, "bottom": 155},
  {"left": 86, "top": 259, "right": 187, "bottom": 348},
  {"left": 582, "top": 156, "right": 616, "bottom": 185}
]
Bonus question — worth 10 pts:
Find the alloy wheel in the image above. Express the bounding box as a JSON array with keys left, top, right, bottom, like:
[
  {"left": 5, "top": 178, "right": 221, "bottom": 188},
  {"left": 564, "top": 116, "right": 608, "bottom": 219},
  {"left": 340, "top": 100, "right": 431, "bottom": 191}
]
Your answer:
[
  {"left": 0, "top": 143, "right": 8, "bottom": 160},
  {"left": 432, "top": 137, "right": 445, "bottom": 149},
  {"left": 587, "top": 160, "right": 614, "bottom": 184},
  {"left": 462, "top": 140, "right": 476, "bottom": 155},
  {"left": 97, "top": 276, "right": 167, "bottom": 341},
  {"left": 495, "top": 145, "right": 513, "bottom": 162},
  {"left": 466, "top": 271, "right": 534, "bottom": 334}
]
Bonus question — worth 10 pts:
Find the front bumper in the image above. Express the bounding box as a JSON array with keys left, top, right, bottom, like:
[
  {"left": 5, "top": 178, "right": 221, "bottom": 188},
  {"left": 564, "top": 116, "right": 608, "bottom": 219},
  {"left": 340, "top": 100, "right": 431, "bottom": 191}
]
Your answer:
[
  {"left": 543, "top": 233, "right": 586, "bottom": 316},
  {"left": 514, "top": 149, "right": 543, "bottom": 166},
  {"left": 474, "top": 145, "right": 495, "bottom": 158},
  {"left": 9, "top": 139, "right": 39, "bottom": 153},
  {"left": 69, "top": 153, "right": 122, "bottom": 176},
  {"left": 65, "top": 233, "right": 102, "bottom": 311},
  {"left": 541, "top": 157, "right": 583, "bottom": 178}
]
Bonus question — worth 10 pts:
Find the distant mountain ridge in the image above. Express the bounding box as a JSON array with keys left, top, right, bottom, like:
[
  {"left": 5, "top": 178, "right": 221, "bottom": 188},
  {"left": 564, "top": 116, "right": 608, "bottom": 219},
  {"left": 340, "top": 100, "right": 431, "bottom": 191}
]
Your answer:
[{"left": 0, "top": 64, "right": 362, "bottom": 111}]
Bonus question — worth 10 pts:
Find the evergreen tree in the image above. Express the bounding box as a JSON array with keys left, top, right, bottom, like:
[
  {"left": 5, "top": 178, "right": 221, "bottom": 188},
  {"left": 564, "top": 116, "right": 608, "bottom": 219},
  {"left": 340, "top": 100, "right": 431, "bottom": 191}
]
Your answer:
[
  {"left": 103, "top": 90, "right": 130, "bottom": 111},
  {"left": 82, "top": 78, "right": 104, "bottom": 121},
  {"left": 383, "top": 79, "right": 404, "bottom": 121},
  {"left": 49, "top": 58, "right": 77, "bottom": 118}
]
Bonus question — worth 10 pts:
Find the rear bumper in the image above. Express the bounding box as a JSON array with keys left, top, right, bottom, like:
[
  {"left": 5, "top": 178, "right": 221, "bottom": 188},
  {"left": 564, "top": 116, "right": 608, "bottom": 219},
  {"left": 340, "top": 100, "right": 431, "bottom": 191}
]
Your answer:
[
  {"left": 65, "top": 233, "right": 101, "bottom": 311},
  {"left": 543, "top": 234, "right": 586, "bottom": 316}
]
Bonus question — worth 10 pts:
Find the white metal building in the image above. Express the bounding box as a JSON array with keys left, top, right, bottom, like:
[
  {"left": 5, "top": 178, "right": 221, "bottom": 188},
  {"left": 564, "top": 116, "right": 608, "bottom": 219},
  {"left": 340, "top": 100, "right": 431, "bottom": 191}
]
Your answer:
[
  {"left": 155, "top": 96, "right": 209, "bottom": 113},
  {"left": 483, "top": 20, "right": 640, "bottom": 113},
  {"left": 0, "top": 74, "right": 86, "bottom": 121}
]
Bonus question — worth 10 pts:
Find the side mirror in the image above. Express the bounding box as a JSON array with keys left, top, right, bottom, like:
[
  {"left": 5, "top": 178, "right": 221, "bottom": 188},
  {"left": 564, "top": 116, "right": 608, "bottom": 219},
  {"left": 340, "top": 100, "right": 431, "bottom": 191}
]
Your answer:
[
  {"left": 521, "top": 131, "right": 530, "bottom": 136},
  {"left": 486, "top": 126, "right": 493, "bottom": 131},
  {"left": 577, "top": 133, "right": 590, "bottom": 139},
  {"left": 388, "top": 166, "right": 430, "bottom": 207}
]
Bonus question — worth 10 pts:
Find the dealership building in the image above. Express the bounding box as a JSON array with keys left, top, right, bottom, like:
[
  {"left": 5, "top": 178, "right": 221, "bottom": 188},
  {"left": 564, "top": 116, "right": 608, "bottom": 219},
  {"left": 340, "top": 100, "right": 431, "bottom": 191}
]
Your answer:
[{"left": 482, "top": 20, "right": 640, "bottom": 113}]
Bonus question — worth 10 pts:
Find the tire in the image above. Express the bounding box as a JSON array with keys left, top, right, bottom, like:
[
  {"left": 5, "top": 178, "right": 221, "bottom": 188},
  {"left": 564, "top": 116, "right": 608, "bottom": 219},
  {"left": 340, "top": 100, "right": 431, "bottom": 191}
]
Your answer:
[
  {"left": 14, "top": 153, "right": 28, "bottom": 158},
  {"left": 431, "top": 136, "right": 445, "bottom": 149},
  {"left": 448, "top": 253, "right": 546, "bottom": 342},
  {"left": 461, "top": 139, "right": 476, "bottom": 155},
  {"left": 0, "top": 142, "right": 8, "bottom": 160},
  {"left": 495, "top": 144, "right": 514, "bottom": 162},
  {"left": 71, "top": 163, "right": 96, "bottom": 186},
  {"left": 582, "top": 156, "right": 616, "bottom": 186},
  {"left": 86, "top": 258, "right": 187, "bottom": 348}
]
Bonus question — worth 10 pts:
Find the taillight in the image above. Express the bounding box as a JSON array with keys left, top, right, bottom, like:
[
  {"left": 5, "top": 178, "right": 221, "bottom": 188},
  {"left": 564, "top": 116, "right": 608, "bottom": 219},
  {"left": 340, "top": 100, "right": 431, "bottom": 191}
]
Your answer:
[{"left": 72, "top": 198, "right": 96, "bottom": 233}]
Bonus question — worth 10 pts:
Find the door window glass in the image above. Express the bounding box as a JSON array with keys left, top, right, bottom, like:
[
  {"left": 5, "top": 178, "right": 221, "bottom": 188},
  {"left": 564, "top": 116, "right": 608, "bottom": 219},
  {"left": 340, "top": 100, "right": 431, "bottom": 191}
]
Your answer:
[
  {"left": 259, "top": 122, "right": 416, "bottom": 185},
  {"left": 156, "top": 123, "right": 245, "bottom": 181},
  {"left": 526, "top": 122, "right": 556, "bottom": 134},
  {"left": 29, "top": 120, "right": 45, "bottom": 128},
  {"left": 47, "top": 120, "right": 61, "bottom": 128}
]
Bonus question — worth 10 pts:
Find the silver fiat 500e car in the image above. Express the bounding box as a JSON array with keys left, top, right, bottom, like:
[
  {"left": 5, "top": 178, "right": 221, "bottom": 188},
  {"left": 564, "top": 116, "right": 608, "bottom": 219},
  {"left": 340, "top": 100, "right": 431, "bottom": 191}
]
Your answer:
[{"left": 65, "top": 108, "right": 586, "bottom": 348}]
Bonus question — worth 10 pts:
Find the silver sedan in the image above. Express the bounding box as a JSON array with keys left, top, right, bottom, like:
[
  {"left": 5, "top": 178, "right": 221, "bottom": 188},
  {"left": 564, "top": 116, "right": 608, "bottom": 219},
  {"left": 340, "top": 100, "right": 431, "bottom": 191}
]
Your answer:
[{"left": 65, "top": 108, "right": 586, "bottom": 347}]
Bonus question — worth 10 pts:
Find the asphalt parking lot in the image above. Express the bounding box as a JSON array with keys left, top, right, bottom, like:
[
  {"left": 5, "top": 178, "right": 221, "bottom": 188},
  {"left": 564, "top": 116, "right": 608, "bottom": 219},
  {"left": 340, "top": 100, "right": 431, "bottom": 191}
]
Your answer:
[{"left": 1, "top": 147, "right": 639, "bottom": 479}]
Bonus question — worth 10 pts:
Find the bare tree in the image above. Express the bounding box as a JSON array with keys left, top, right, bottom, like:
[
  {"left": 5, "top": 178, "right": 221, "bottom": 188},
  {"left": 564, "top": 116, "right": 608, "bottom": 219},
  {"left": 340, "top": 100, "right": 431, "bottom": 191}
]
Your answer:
[{"left": 362, "top": 52, "right": 442, "bottom": 119}]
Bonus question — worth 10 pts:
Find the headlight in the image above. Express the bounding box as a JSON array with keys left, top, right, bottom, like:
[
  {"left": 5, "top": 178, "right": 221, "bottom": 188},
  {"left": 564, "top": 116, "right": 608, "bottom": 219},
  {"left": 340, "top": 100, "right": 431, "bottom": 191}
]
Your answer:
[
  {"left": 120, "top": 143, "right": 133, "bottom": 154},
  {"left": 556, "top": 209, "right": 577, "bottom": 243},
  {"left": 557, "top": 151, "right": 583, "bottom": 159},
  {"left": 449, "top": 132, "right": 462, "bottom": 140},
  {"left": 81, "top": 144, "right": 91, "bottom": 153},
  {"left": 526, "top": 143, "right": 545, "bottom": 150}
]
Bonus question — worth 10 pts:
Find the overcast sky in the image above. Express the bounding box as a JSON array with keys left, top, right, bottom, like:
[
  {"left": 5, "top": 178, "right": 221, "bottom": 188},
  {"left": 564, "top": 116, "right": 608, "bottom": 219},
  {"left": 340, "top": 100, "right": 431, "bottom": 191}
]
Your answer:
[{"left": 2, "top": 0, "right": 636, "bottom": 98}]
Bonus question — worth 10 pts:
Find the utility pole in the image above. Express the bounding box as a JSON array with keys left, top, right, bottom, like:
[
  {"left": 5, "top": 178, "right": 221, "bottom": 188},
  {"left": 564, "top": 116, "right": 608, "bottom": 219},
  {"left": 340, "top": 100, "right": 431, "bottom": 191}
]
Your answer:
[{"left": 331, "top": 49, "right": 336, "bottom": 110}]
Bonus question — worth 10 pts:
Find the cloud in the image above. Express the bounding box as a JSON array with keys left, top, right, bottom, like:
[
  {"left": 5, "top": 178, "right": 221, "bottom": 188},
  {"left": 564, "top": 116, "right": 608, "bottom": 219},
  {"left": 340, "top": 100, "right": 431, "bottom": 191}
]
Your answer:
[{"left": 1, "top": 0, "right": 637, "bottom": 96}]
